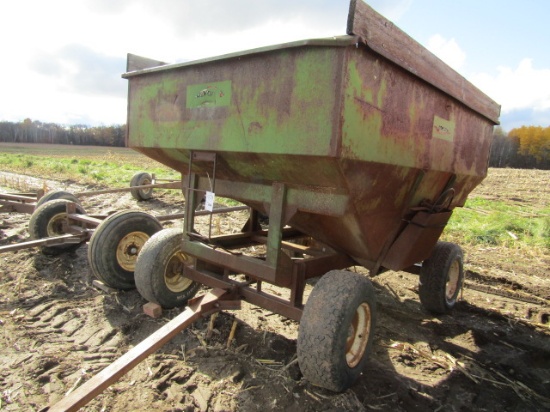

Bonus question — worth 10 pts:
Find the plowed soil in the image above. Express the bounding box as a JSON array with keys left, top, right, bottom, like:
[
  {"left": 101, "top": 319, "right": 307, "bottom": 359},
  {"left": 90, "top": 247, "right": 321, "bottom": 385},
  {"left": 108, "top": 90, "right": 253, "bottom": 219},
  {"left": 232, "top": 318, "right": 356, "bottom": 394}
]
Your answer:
[{"left": 1, "top": 168, "right": 549, "bottom": 411}]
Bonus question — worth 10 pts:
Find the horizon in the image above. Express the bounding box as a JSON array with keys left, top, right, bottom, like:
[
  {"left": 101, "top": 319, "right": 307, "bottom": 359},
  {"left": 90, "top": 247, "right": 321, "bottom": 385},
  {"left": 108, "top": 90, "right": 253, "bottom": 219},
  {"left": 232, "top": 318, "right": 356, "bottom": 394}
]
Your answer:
[{"left": 1, "top": 1, "right": 549, "bottom": 132}]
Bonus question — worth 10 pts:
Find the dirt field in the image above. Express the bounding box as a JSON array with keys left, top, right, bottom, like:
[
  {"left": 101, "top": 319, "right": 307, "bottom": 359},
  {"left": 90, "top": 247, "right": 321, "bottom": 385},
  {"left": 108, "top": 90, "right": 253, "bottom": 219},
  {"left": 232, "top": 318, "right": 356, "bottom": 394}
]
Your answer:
[{"left": 1, "top": 168, "right": 549, "bottom": 411}]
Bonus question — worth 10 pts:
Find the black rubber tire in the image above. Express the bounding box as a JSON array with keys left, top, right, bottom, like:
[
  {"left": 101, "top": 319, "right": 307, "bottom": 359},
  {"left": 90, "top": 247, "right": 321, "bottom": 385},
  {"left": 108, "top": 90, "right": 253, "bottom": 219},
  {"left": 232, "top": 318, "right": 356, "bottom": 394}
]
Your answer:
[
  {"left": 130, "top": 172, "right": 153, "bottom": 201},
  {"left": 297, "top": 270, "right": 377, "bottom": 392},
  {"left": 135, "top": 228, "right": 200, "bottom": 308},
  {"left": 419, "top": 241, "right": 464, "bottom": 314},
  {"left": 28, "top": 199, "right": 87, "bottom": 255},
  {"left": 36, "top": 189, "right": 80, "bottom": 209},
  {"left": 87, "top": 210, "right": 163, "bottom": 290}
]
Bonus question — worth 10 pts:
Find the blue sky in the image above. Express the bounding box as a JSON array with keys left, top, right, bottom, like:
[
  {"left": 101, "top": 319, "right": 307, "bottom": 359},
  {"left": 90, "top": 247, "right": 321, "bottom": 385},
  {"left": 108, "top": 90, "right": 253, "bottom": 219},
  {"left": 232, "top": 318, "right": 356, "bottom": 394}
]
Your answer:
[{"left": 1, "top": 0, "right": 549, "bottom": 132}]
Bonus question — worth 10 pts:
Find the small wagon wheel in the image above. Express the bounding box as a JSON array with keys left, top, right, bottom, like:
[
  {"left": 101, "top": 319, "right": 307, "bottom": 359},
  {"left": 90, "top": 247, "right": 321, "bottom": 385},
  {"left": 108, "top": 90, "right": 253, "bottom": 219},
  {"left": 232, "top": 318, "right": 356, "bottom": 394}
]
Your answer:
[
  {"left": 36, "top": 189, "right": 81, "bottom": 208},
  {"left": 87, "top": 211, "right": 163, "bottom": 290},
  {"left": 134, "top": 228, "right": 200, "bottom": 308},
  {"left": 419, "top": 241, "right": 464, "bottom": 314},
  {"left": 297, "top": 270, "right": 377, "bottom": 392},
  {"left": 130, "top": 172, "right": 154, "bottom": 201},
  {"left": 28, "top": 199, "right": 87, "bottom": 255}
]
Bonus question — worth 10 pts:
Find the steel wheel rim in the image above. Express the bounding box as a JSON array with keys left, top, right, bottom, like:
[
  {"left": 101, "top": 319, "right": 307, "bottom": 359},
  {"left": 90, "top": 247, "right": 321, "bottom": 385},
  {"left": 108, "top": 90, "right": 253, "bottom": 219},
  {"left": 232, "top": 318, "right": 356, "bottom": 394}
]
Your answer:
[
  {"left": 445, "top": 259, "right": 461, "bottom": 301},
  {"left": 46, "top": 212, "right": 68, "bottom": 237},
  {"left": 139, "top": 178, "right": 152, "bottom": 196},
  {"left": 116, "top": 231, "right": 149, "bottom": 271},
  {"left": 164, "top": 251, "right": 193, "bottom": 293},
  {"left": 345, "top": 302, "right": 372, "bottom": 368}
]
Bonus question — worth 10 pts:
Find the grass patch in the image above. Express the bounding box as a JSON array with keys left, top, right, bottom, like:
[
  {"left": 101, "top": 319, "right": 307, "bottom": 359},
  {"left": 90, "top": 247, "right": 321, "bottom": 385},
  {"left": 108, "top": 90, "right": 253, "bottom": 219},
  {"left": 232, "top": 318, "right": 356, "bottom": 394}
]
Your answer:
[
  {"left": 0, "top": 144, "right": 178, "bottom": 187},
  {"left": 442, "top": 197, "right": 550, "bottom": 250}
]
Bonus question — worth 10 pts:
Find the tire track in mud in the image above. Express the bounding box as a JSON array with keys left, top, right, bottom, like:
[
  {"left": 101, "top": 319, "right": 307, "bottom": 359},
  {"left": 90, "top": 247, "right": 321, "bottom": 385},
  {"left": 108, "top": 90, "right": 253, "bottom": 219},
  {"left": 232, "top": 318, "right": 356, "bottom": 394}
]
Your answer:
[
  {"left": 369, "top": 273, "right": 550, "bottom": 411},
  {"left": 466, "top": 270, "right": 550, "bottom": 304},
  {"left": 7, "top": 297, "right": 127, "bottom": 406}
]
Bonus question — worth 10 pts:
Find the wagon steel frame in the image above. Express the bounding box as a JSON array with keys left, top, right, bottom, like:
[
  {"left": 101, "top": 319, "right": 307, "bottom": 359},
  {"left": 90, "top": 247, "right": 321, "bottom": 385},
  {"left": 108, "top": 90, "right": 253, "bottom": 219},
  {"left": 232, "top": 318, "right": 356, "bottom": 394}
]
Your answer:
[{"left": 0, "top": 201, "right": 248, "bottom": 254}]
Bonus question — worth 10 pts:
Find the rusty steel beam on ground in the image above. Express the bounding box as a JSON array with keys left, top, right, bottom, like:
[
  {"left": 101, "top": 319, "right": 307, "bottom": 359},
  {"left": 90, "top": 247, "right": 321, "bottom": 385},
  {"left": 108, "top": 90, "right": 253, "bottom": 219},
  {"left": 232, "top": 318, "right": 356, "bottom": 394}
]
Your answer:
[
  {"left": 48, "top": 289, "right": 240, "bottom": 412},
  {"left": 74, "top": 181, "right": 181, "bottom": 197},
  {"left": 0, "top": 200, "right": 35, "bottom": 214},
  {"left": 0, "top": 192, "right": 38, "bottom": 214},
  {"left": 0, "top": 193, "right": 37, "bottom": 202},
  {"left": 0, "top": 233, "right": 88, "bottom": 254}
]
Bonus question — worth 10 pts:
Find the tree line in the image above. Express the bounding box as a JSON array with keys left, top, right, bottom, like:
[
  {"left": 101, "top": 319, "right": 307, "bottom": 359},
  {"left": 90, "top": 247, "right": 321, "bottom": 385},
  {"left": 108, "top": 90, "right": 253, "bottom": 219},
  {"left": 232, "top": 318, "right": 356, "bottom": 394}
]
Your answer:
[
  {"left": 490, "top": 126, "right": 550, "bottom": 169},
  {"left": 0, "top": 119, "right": 126, "bottom": 147},
  {"left": 0, "top": 119, "right": 548, "bottom": 169}
]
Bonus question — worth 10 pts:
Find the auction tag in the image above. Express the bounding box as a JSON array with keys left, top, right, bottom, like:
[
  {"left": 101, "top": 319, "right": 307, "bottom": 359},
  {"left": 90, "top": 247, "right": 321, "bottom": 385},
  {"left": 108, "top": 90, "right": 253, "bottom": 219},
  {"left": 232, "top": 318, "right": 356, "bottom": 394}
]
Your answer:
[{"left": 205, "top": 191, "right": 215, "bottom": 212}]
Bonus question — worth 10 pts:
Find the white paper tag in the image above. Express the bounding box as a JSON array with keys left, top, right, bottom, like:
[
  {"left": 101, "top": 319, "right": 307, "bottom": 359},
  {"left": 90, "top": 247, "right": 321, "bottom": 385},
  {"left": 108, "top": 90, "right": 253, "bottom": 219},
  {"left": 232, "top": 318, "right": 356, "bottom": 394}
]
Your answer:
[{"left": 204, "top": 191, "right": 215, "bottom": 212}]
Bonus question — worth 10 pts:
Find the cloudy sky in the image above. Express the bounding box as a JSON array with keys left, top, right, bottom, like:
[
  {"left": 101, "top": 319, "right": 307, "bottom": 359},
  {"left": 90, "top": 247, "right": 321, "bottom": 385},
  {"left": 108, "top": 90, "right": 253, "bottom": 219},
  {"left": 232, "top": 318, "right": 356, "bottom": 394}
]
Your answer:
[{"left": 1, "top": 0, "right": 549, "bottom": 132}]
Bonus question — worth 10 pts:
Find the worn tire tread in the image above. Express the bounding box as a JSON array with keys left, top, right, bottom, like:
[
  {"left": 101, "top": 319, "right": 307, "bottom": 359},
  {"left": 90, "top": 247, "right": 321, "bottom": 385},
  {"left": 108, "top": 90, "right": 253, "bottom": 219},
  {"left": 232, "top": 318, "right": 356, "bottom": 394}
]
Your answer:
[
  {"left": 28, "top": 199, "right": 86, "bottom": 255},
  {"left": 134, "top": 228, "right": 199, "bottom": 308},
  {"left": 130, "top": 172, "right": 153, "bottom": 201},
  {"left": 297, "top": 270, "right": 376, "bottom": 392},
  {"left": 419, "top": 241, "right": 464, "bottom": 314},
  {"left": 88, "top": 210, "right": 162, "bottom": 290}
]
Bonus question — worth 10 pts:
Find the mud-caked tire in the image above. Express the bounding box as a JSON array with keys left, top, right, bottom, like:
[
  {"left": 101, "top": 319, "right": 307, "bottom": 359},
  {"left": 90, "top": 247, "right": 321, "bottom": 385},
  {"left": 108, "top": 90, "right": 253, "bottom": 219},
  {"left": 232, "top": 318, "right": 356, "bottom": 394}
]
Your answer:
[
  {"left": 36, "top": 189, "right": 80, "bottom": 209},
  {"left": 87, "top": 211, "right": 163, "bottom": 290},
  {"left": 297, "top": 270, "right": 377, "bottom": 392},
  {"left": 419, "top": 241, "right": 464, "bottom": 314},
  {"left": 28, "top": 199, "right": 87, "bottom": 255},
  {"left": 134, "top": 228, "right": 200, "bottom": 308},
  {"left": 130, "top": 172, "right": 153, "bottom": 201}
]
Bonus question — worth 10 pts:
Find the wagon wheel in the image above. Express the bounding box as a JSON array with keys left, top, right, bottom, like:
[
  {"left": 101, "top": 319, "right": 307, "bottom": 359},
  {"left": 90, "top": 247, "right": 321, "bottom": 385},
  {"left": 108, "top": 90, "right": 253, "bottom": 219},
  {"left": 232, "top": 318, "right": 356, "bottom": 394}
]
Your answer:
[
  {"left": 36, "top": 189, "right": 81, "bottom": 208},
  {"left": 419, "top": 241, "right": 464, "bottom": 314},
  {"left": 297, "top": 270, "right": 377, "bottom": 392},
  {"left": 87, "top": 211, "right": 163, "bottom": 290},
  {"left": 135, "top": 228, "right": 200, "bottom": 308},
  {"left": 28, "top": 199, "right": 87, "bottom": 255},
  {"left": 130, "top": 172, "right": 153, "bottom": 201}
]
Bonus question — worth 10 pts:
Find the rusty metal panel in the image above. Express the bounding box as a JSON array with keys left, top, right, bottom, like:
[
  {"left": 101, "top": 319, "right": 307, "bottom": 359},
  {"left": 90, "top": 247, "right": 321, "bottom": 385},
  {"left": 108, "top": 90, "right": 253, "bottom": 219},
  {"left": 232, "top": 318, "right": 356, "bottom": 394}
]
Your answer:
[
  {"left": 125, "top": 44, "right": 347, "bottom": 161},
  {"left": 347, "top": 0, "right": 500, "bottom": 124},
  {"left": 124, "top": 9, "right": 498, "bottom": 272},
  {"left": 382, "top": 210, "right": 453, "bottom": 270}
]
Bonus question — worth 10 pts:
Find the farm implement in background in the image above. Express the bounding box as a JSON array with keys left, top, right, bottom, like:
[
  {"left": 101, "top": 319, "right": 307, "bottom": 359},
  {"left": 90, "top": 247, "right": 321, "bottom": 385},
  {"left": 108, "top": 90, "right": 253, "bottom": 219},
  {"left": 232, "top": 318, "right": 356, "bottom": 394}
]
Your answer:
[{"left": 0, "top": 171, "right": 178, "bottom": 215}]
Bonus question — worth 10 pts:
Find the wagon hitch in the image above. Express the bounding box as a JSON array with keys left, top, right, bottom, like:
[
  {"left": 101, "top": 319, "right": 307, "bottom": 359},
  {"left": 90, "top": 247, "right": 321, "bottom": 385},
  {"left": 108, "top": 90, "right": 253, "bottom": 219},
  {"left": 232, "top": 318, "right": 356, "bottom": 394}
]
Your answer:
[{"left": 48, "top": 289, "right": 240, "bottom": 412}]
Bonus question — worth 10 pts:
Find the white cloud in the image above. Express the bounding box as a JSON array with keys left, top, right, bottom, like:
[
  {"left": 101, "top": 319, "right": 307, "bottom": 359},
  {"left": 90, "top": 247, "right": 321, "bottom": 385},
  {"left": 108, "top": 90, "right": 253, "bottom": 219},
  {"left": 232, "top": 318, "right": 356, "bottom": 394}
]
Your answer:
[
  {"left": 469, "top": 59, "right": 550, "bottom": 114},
  {"left": 426, "top": 34, "right": 466, "bottom": 72}
]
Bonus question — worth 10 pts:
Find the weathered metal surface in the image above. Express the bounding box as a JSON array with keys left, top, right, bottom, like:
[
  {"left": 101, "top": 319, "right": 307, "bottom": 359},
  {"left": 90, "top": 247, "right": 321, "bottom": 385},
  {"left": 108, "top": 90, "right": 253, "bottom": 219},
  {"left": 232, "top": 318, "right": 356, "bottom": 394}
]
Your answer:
[
  {"left": 123, "top": 0, "right": 499, "bottom": 274},
  {"left": 0, "top": 233, "right": 89, "bottom": 254},
  {"left": 0, "top": 193, "right": 37, "bottom": 214},
  {"left": 347, "top": 0, "right": 500, "bottom": 124}
]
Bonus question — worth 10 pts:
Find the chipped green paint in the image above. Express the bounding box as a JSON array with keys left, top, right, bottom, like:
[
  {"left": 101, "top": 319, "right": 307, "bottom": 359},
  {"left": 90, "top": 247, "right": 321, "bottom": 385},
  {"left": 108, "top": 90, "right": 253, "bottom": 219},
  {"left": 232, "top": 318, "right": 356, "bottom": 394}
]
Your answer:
[
  {"left": 128, "top": 48, "right": 340, "bottom": 157},
  {"left": 341, "top": 54, "right": 416, "bottom": 168},
  {"left": 432, "top": 115, "right": 455, "bottom": 142},
  {"left": 186, "top": 81, "right": 232, "bottom": 108}
]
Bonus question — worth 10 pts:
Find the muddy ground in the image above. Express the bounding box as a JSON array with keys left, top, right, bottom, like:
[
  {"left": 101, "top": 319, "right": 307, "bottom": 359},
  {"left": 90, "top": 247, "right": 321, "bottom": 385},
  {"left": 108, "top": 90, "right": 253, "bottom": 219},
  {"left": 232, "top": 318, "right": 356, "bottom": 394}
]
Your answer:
[{"left": 0, "top": 168, "right": 549, "bottom": 411}]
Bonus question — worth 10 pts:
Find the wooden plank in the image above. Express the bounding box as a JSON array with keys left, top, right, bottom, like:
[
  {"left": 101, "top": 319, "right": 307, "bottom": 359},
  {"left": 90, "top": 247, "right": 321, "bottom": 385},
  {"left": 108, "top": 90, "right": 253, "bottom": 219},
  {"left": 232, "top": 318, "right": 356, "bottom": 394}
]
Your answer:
[
  {"left": 347, "top": 0, "right": 500, "bottom": 124},
  {"left": 49, "top": 289, "right": 230, "bottom": 412}
]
